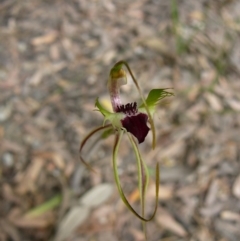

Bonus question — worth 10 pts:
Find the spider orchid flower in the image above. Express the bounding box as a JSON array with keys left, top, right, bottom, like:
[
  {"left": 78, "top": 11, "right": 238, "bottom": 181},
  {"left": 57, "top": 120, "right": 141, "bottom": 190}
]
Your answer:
[{"left": 79, "top": 61, "right": 173, "bottom": 226}]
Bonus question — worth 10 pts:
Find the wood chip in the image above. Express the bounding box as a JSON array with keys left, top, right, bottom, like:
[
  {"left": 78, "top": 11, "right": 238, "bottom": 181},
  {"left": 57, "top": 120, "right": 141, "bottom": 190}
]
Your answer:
[
  {"left": 54, "top": 206, "right": 90, "bottom": 241},
  {"left": 79, "top": 183, "right": 114, "bottom": 208},
  {"left": 221, "top": 211, "right": 240, "bottom": 222},
  {"left": 227, "top": 98, "right": 240, "bottom": 111},
  {"left": 16, "top": 157, "right": 44, "bottom": 194},
  {"left": 204, "top": 92, "right": 223, "bottom": 112},
  {"left": 156, "top": 207, "right": 187, "bottom": 237},
  {"left": 147, "top": 183, "right": 174, "bottom": 200},
  {"left": 31, "top": 31, "right": 58, "bottom": 46},
  {"left": 9, "top": 212, "right": 55, "bottom": 229},
  {"left": 232, "top": 175, "right": 240, "bottom": 199}
]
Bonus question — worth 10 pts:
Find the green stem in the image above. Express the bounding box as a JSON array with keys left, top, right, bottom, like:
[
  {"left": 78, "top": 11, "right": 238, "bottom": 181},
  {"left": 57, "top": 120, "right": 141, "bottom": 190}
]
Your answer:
[{"left": 127, "top": 132, "right": 149, "bottom": 239}]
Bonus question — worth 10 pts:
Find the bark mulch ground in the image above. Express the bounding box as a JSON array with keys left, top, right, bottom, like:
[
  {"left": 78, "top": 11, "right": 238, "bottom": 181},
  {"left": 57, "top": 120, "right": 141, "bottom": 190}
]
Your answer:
[{"left": 1, "top": 1, "right": 240, "bottom": 241}]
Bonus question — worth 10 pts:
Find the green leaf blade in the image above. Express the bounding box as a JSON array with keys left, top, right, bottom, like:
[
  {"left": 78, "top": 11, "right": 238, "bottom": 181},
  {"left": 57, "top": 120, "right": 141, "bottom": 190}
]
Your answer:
[{"left": 26, "top": 195, "right": 62, "bottom": 217}]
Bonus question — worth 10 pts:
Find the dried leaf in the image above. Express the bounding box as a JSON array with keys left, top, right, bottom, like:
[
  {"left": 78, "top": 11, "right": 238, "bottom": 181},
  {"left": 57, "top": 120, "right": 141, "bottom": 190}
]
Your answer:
[
  {"left": 156, "top": 207, "right": 187, "bottom": 237},
  {"left": 227, "top": 99, "right": 240, "bottom": 111},
  {"left": 232, "top": 175, "right": 240, "bottom": 199},
  {"left": 28, "top": 71, "right": 43, "bottom": 86},
  {"left": 10, "top": 212, "right": 55, "bottom": 229},
  {"left": 79, "top": 183, "right": 114, "bottom": 208},
  {"left": 204, "top": 92, "right": 223, "bottom": 112},
  {"left": 143, "top": 38, "right": 168, "bottom": 53},
  {"left": 221, "top": 211, "right": 240, "bottom": 222},
  {"left": 31, "top": 31, "right": 58, "bottom": 46},
  {"left": 0, "top": 103, "right": 12, "bottom": 122},
  {"left": 54, "top": 206, "right": 90, "bottom": 241},
  {"left": 16, "top": 157, "right": 44, "bottom": 194}
]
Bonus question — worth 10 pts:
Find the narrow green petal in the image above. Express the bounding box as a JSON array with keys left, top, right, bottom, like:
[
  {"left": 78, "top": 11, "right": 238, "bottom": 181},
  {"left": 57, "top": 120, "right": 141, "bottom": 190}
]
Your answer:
[
  {"left": 101, "top": 128, "right": 115, "bottom": 139},
  {"left": 79, "top": 124, "right": 112, "bottom": 172},
  {"left": 113, "top": 130, "right": 159, "bottom": 222},
  {"left": 145, "top": 89, "right": 174, "bottom": 106},
  {"left": 139, "top": 88, "right": 174, "bottom": 115},
  {"left": 113, "top": 131, "right": 149, "bottom": 221},
  {"left": 95, "top": 98, "right": 112, "bottom": 117},
  {"left": 126, "top": 131, "right": 160, "bottom": 222},
  {"left": 126, "top": 132, "right": 149, "bottom": 238},
  {"left": 126, "top": 132, "right": 148, "bottom": 216},
  {"left": 95, "top": 98, "right": 123, "bottom": 128}
]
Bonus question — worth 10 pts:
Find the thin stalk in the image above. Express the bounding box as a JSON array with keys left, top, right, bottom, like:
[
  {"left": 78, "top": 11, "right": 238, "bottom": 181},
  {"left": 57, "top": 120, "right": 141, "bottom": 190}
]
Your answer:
[
  {"left": 127, "top": 132, "right": 149, "bottom": 239},
  {"left": 113, "top": 130, "right": 152, "bottom": 221}
]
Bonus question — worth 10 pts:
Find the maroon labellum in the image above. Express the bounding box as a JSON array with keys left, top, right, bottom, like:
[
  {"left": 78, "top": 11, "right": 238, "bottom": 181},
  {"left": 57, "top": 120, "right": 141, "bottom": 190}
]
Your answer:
[{"left": 116, "top": 102, "right": 150, "bottom": 143}]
